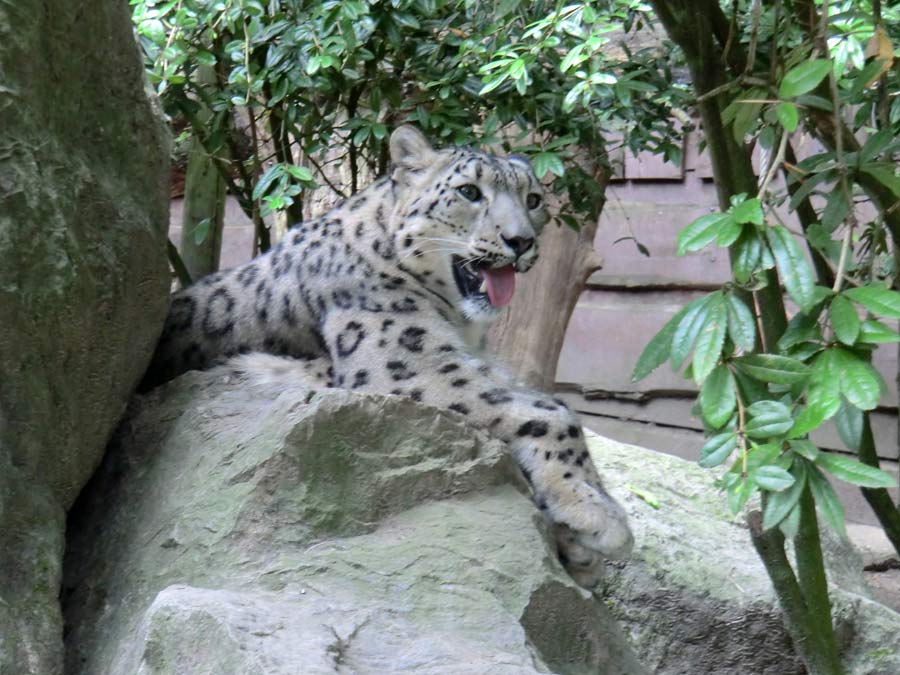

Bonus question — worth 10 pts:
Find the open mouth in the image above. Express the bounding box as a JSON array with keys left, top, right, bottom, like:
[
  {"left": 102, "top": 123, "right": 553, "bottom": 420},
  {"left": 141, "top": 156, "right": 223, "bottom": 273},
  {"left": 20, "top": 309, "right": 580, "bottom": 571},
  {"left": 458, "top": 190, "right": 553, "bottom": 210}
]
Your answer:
[{"left": 452, "top": 256, "right": 516, "bottom": 307}]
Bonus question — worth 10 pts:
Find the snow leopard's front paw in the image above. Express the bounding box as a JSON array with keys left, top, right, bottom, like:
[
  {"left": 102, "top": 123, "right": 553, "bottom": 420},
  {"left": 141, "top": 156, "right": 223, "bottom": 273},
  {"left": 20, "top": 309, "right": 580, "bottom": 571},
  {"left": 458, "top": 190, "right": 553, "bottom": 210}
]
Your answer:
[{"left": 547, "top": 477, "right": 633, "bottom": 564}]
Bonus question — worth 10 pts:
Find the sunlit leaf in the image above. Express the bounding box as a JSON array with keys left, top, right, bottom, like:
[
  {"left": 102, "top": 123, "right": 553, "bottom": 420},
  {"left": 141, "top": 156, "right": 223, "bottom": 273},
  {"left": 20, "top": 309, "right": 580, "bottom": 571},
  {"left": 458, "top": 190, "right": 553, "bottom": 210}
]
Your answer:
[
  {"left": 733, "top": 354, "right": 810, "bottom": 384},
  {"left": 763, "top": 462, "right": 807, "bottom": 529},
  {"left": 745, "top": 400, "right": 794, "bottom": 439},
  {"left": 816, "top": 452, "right": 897, "bottom": 488},
  {"left": 829, "top": 295, "right": 860, "bottom": 345},
  {"left": 808, "top": 466, "right": 846, "bottom": 536},
  {"left": 691, "top": 294, "right": 727, "bottom": 383},
  {"left": 858, "top": 319, "right": 900, "bottom": 344},
  {"left": 699, "top": 432, "right": 737, "bottom": 468},
  {"left": 726, "top": 294, "right": 757, "bottom": 352},
  {"left": 700, "top": 364, "right": 736, "bottom": 429},
  {"left": 752, "top": 465, "right": 796, "bottom": 491},
  {"left": 671, "top": 294, "right": 715, "bottom": 370},
  {"left": 632, "top": 300, "right": 697, "bottom": 381},
  {"left": 677, "top": 213, "right": 734, "bottom": 255},
  {"left": 779, "top": 59, "right": 831, "bottom": 99},
  {"left": 844, "top": 286, "right": 900, "bottom": 319},
  {"left": 776, "top": 102, "right": 799, "bottom": 132},
  {"left": 766, "top": 224, "right": 816, "bottom": 311}
]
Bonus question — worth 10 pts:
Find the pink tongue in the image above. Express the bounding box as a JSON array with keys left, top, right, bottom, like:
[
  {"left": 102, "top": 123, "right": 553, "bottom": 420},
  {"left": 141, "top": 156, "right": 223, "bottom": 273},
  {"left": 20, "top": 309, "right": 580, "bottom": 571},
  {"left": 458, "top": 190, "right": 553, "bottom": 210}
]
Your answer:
[{"left": 481, "top": 265, "right": 516, "bottom": 307}]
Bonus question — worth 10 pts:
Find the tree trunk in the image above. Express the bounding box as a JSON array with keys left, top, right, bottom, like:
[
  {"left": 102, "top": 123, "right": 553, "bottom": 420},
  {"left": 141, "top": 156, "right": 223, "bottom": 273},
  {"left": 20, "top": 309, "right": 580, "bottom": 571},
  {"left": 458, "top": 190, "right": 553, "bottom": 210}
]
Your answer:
[
  {"left": 489, "top": 214, "right": 603, "bottom": 391},
  {"left": 179, "top": 64, "right": 226, "bottom": 280}
]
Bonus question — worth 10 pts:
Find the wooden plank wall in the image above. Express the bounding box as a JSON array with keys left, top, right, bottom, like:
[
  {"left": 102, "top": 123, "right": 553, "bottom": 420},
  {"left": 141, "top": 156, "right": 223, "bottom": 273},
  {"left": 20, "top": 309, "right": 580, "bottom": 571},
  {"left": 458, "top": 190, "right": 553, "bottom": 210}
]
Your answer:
[{"left": 555, "top": 130, "right": 899, "bottom": 525}]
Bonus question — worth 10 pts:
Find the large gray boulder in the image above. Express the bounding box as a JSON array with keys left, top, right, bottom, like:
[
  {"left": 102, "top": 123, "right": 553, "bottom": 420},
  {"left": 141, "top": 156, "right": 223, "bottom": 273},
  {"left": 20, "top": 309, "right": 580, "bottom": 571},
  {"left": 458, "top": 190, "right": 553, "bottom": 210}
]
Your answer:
[
  {"left": 62, "top": 371, "right": 645, "bottom": 674},
  {"left": 0, "top": 1, "right": 170, "bottom": 672},
  {"left": 588, "top": 432, "right": 900, "bottom": 675},
  {"left": 62, "top": 366, "right": 900, "bottom": 674}
]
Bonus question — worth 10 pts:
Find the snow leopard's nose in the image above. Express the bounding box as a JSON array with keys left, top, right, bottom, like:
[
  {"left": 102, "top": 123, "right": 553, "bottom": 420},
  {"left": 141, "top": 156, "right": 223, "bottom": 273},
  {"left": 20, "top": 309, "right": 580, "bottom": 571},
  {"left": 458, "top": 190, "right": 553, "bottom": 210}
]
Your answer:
[{"left": 501, "top": 235, "right": 535, "bottom": 257}]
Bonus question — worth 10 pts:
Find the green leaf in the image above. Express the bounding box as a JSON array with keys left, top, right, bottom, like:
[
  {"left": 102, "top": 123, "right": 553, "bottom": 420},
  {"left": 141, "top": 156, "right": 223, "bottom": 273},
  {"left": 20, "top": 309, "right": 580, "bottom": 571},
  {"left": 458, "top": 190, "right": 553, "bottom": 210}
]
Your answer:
[
  {"left": 731, "top": 98, "right": 763, "bottom": 143},
  {"left": 778, "top": 310, "right": 823, "bottom": 351},
  {"left": 732, "top": 231, "right": 763, "bottom": 284},
  {"left": 699, "top": 432, "right": 737, "bottom": 468},
  {"left": 352, "top": 126, "right": 370, "bottom": 145},
  {"left": 834, "top": 398, "right": 863, "bottom": 452},
  {"left": 744, "top": 443, "right": 782, "bottom": 471},
  {"left": 285, "top": 164, "right": 314, "bottom": 182},
  {"left": 799, "top": 350, "right": 843, "bottom": 428},
  {"left": 671, "top": 295, "right": 714, "bottom": 370},
  {"left": 858, "top": 319, "right": 900, "bottom": 344},
  {"left": 851, "top": 60, "right": 890, "bottom": 99},
  {"left": 625, "top": 484, "right": 660, "bottom": 509},
  {"left": 830, "top": 295, "right": 860, "bottom": 345},
  {"left": 808, "top": 466, "right": 846, "bottom": 536},
  {"left": 789, "top": 399, "right": 832, "bottom": 438},
  {"left": 860, "top": 165, "right": 900, "bottom": 198},
  {"left": 789, "top": 439, "right": 819, "bottom": 461},
  {"left": 632, "top": 301, "right": 695, "bottom": 381},
  {"left": 779, "top": 59, "right": 832, "bottom": 99},
  {"left": 726, "top": 294, "right": 757, "bottom": 352},
  {"left": 833, "top": 348, "right": 883, "bottom": 411},
  {"left": 727, "top": 477, "right": 755, "bottom": 514},
  {"left": 700, "top": 364, "right": 736, "bottom": 429},
  {"left": 732, "top": 354, "right": 810, "bottom": 384},
  {"left": 192, "top": 217, "right": 211, "bottom": 246},
  {"left": 691, "top": 294, "right": 727, "bottom": 383},
  {"left": 858, "top": 129, "right": 896, "bottom": 165},
  {"left": 763, "top": 462, "right": 807, "bottom": 529},
  {"left": 677, "top": 213, "right": 733, "bottom": 255},
  {"left": 195, "top": 50, "right": 217, "bottom": 67},
  {"left": 844, "top": 286, "right": 900, "bottom": 319},
  {"left": 779, "top": 502, "right": 802, "bottom": 539},
  {"left": 731, "top": 197, "right": 764, "bottom": 225},
  {"left": 776, "top": 102, "right": 799, "bottom": 132},
  {"left": 766, "top": 224, "right": 816, "bottom": 311},
  {"left": 716, "top": 219, "right": 744, "bottom": 247},
  {"left": 821, "top": 190, "right": 848, "bottom": 231},
  {"left": 560, "top": 44, "right": 585, "bottom": 72},
  {"left": 816, "top": 453, "right": 897, "bottom": 488},
  {"left": 252, "top": 164, "right": 284, "bottom": 201},
  {"left": 794, "top": 93, "right": 833, "bottom": 111},
  {"left": 752, "top": 465, "right": 796, "bottom": 491},
  {"left": 745, "top": 400, "right": 794, "bottom": 439},
  {"left": 789, "top": 171, "right": 831, "bottom": 210},
  {"left": 392, "top": 11, "right": 421, "bottom": 28}
]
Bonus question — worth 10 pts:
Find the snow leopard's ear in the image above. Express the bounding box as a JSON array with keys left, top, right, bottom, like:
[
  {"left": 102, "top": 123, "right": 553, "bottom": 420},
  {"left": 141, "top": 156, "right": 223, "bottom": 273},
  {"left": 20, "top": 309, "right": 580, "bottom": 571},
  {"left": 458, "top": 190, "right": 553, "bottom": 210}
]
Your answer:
[{"left": 390, "top": 125, "right": 437, "bottom": 172}]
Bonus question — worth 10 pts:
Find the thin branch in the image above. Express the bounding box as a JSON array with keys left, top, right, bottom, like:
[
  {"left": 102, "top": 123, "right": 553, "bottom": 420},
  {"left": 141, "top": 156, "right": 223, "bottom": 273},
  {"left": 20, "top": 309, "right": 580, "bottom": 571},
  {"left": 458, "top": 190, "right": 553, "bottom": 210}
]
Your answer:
[
  {"left": 306, "top": 153, "right": 348, "bottom": 199},
  {"left": 744, "top": 0, "right": 762, "bottom": 75},
  {"left": 167, "top": 239, "right": 193, "bottom": 288},
  {"left": 819, "top": 0, "right": 857, "bottom": 293},
  {"left": 756, "top": 130, "right": 789, "bottom": 200}
]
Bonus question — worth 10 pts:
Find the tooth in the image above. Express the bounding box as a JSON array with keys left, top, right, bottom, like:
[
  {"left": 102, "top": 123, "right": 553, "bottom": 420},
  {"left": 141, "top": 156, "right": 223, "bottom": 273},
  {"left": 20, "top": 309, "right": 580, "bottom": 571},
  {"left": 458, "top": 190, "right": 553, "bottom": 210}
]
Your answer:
[{"left": 479, "top": 280, "right": 487, "bottom": 293}]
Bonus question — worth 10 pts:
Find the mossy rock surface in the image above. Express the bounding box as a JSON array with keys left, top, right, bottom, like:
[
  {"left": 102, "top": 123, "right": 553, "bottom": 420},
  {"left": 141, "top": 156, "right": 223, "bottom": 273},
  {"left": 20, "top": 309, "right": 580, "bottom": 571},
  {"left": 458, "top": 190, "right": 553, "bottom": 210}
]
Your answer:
[
  {"left": 0, "top": 2, "right": 169, "bottom": 672},
  {"left": 63, "top": 374, "right": 644, "bottom": 675}
]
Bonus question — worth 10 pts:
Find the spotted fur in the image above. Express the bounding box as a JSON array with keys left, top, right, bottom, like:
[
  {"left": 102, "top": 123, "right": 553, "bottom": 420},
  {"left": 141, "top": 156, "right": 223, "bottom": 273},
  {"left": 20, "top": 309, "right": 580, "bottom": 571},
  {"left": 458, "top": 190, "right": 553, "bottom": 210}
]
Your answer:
[{"left": 144, "top": 126, "right": 633, "bottom": 574}]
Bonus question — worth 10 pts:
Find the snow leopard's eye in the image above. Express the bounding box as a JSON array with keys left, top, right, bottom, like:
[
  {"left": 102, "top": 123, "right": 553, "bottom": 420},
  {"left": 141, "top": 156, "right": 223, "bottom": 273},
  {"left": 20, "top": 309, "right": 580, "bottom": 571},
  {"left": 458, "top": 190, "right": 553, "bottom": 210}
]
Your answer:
[
  {"left": 457, "top": 184, "right": 483, "bottom": 202},
  {"left": 526, "top": 193, "right": 542, "bottom": 210}
]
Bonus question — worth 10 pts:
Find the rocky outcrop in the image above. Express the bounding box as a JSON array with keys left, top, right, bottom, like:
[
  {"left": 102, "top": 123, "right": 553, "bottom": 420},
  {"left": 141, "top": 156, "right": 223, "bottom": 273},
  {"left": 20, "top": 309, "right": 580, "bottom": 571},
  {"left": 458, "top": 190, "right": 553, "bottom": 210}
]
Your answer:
[
  {"left": 62, "top": 371, "right": 645, "bottom": 674},
  {"left": 590, "top": 433, "right": 900, "bottom": 675},
  {"left": 0, "top": 1, "right": 170, "bottom": 672},
  {"left": 62, "top": 365, "right": 900, "bottom": 674}
]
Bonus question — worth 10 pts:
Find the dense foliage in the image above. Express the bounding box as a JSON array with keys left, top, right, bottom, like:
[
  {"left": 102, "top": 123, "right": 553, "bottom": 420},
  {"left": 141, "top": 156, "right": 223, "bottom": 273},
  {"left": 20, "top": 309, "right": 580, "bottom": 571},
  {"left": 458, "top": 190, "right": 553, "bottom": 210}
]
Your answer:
[
  {"left": 131, "top": 0, "right": 687, "bottom": 251},
  {"left": 633, "top": 0, "right": 900, "bottom": 540},
  {"left": 630, "top": 2, "right": 900, "bottom": 671}
]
